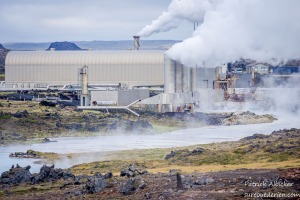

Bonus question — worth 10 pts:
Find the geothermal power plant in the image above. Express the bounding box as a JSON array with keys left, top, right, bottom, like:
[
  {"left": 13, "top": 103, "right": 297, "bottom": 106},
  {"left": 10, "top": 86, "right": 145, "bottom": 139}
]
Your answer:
[{"left": 1, "top": 36, "right": 300, "bottom": 115}]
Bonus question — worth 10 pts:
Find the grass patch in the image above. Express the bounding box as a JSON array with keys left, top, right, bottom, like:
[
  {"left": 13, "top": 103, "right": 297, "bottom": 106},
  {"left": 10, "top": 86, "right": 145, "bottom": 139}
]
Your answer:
[
  {"left": 268, "top": 153, "right": 291, "bottom": 162},
  {"left": 152, "top": 124, "right": 178, "bottom": 133},
  {"left": 0, "top": 114, "right": 11, "bottom": 119}
]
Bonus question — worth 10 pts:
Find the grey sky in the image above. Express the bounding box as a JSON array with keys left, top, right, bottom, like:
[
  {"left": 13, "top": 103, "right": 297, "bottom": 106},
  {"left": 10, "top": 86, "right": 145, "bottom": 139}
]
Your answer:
[{"left": 0, "top": 0, "right": 193, "bottom": 42}]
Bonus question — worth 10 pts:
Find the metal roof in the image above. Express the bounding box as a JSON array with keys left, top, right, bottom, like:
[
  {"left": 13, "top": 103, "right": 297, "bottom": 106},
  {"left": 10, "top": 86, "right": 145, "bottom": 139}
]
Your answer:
[
  {"left": 5, "top": 50, "right": 165, "bottom": 87},
  {"left": 5, "top": 50, "right": 165, "bottom": 66}
]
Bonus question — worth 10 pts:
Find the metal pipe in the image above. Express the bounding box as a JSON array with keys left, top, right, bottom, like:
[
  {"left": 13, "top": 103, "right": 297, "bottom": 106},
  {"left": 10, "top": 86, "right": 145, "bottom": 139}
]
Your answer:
[
  {"left": 175, "top": 62, "right": 183, "bottom": 93},
  {"left": 191, "top": 66, "right": 197, "bottom": 91},
  {"left": 77, "top": 99, "right": 141, "bottom": 117},
  {"left": 182, "top": 65, "right": 190, "bottom": 92},
  {"left": 164, "top": 56, "right": 176, "bottom": 93}
]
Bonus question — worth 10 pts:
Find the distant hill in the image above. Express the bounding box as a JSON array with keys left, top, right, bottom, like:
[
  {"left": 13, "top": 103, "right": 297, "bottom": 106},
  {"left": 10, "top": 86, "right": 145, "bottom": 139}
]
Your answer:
[
  {"left": 75, "top": 40, "right": 180, "bottom": 50},
  {"left": 0, "top": 43, "right": 7, "bottom": 50},
  {"left": 46, "top": 42, "right": 82, "bottom": 51},
  {"left": 2, "top": 42, "right": 50, "bottom": 51},
  {"left": 0, "top": 44, "right": 9, "bottom": 73},
  {"left": 3, "top": 40, "right": 180, "bottom": 51}
]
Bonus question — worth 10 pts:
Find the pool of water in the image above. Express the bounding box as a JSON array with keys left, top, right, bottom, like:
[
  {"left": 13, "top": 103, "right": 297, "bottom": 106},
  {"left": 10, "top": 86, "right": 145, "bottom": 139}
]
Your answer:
[{"left": 0, "top": 113, "right": 299, "bottom": 174}]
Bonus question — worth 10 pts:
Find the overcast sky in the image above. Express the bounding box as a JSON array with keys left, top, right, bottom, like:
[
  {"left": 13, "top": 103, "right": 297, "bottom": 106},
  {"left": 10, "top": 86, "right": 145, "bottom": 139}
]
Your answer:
[{"left": 0, "top": 0, "right": 193, "bottom": 43}]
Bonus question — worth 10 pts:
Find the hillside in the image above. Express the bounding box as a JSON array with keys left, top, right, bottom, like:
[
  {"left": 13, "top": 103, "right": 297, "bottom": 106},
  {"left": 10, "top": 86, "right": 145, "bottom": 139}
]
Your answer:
[
  {"left": 0, "top": 44, "right": 9, "bottom": 75},
  {"left": 46, "top": 41, "right": 82, "bottom": 51}
]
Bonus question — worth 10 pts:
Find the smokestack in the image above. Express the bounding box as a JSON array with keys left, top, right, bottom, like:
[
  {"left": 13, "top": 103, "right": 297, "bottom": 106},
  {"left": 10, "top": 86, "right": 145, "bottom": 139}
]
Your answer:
[
  {"left": 80, "top": 65, "right": 90, "bottom": 106},
  {"left": 81, "top": 65, "right": 88, "bottom": 95},
  {"left": 133, "top": 36, "right": 140, "bottom": 50}
]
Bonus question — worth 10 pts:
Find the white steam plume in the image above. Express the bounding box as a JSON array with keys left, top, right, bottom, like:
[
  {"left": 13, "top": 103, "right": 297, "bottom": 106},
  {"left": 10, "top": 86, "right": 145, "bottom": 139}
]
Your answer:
[
  {"left": 139, "top": 0, "right": 300, "bottom": 67},
  {"left": 137, "top": 0, "right": 218, "bottom": 37}
]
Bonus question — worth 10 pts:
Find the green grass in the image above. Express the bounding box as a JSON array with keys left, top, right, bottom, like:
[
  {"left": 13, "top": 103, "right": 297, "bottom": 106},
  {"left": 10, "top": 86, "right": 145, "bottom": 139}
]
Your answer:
[
  {"left": 0, "top": 114, "right": 11, "bottom": 119},
  {"left": 152, "top": 124, "right": 178, "bottom": 133}
]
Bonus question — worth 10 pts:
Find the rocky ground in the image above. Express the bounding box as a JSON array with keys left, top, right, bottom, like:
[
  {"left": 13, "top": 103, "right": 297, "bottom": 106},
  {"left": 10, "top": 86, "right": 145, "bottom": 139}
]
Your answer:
[
  {"left": 1, "top": 163, "right": 299, "bottom": 200},
  {"left": 0, "top": 98, "right": 276, "bottom": 145},
  {"left": 0, "top": 129, "right": 299, "bottom": 199}
]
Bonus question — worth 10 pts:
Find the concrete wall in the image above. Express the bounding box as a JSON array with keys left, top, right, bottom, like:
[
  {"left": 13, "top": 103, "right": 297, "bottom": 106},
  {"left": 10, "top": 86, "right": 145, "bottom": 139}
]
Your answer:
[
  {"left": 196, "top": 67, "right": 216, "bottom": 89},
  {"left": 118, "top": 89, "right": 149, "bottom": 106},
  {"left": 90, "top": 91, "right": 118, "bottom": 104},
  {"left": 91, "top": 89, "right": 149, "bottom": 106}
]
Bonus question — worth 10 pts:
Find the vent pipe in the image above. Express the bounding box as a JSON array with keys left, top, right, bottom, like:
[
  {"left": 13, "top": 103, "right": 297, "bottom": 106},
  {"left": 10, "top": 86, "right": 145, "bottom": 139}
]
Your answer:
[{"left": 133, "top": 36, "right": 140, "bottom": 50}]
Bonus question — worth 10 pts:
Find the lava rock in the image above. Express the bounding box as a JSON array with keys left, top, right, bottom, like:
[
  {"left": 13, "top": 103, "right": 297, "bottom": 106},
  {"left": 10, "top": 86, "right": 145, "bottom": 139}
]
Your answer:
[
  {"left": 165, "top": 148, "right": 205, "bottom": 160},
  {"left": 83, "top": 176, "right": 107, "bottom": 194},
  {"left": 241, "top": 133, "right": 269, "bottom": 141},
  {"left": 12, "top": 110, "right": 29, "bottom": 118},
  {"left": 120, "top": 164, "right": 148, "bottom": 177},
  {"left": 118, "top": 178, "right": 146, "bottom": 195},
  {"left": 176, "top": 173, "right": 184, "bottom": 190},
  {"left": 40, "top": 100, "right": 57, "bottom": 107},
  {"left": 32, "top": 165, "right": 74, "bottom": 184},
  {"left": 9, "top": 150, "right": 40, "bottom": 159},
  {"left": 42, "top": 138, "right": 57, "bottom": 143},
  {"left": 0, "top": 165, "right": 32, "bottom": 186},
  {"left": 191, "top": 147, "right": 205, "bottom": 155},
  {"left": 120, "top": 169, "right": 134, "bottom": 178},
  {"left": 165, "top": 151, "right": 177, "bottom": 160},
  {"left": 104, "top": 172, "right": 113, "bottom": 179},
  {"left": 194, "top": 177, "right": 215, "bottom": 185}
]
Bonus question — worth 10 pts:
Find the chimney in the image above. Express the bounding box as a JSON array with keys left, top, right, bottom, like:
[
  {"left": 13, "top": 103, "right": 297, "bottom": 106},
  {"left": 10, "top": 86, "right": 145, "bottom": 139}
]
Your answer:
[
  {"left": 80, "top": 65, "right": 90, "bottom": 106},
  {"left": 133, "top": 36, "right": 140, "bottom": 50}
]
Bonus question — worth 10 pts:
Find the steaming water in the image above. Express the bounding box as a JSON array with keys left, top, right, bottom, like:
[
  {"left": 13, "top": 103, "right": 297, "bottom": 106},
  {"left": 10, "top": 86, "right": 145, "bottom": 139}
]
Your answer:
[{"left": 0, "top": 114, "right": 299, "bottom": 174}]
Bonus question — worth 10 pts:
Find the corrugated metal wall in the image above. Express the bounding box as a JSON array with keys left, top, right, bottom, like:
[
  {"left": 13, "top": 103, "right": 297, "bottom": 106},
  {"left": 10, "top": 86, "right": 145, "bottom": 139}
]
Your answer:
[{"left": 5, "top": 51, "right": 164, "bottom": 87}]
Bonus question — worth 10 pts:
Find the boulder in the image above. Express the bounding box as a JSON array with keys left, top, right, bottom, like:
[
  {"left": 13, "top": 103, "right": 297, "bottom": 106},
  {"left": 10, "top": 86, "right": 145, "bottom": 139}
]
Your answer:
[
  {"left": 194, "top": 177, "right": 215, "bottom": 185},
  {"left": 12, "top": 110, "right": 29, "bottom": 118},
  {"left": 176, "top": 173, "right": 184, "bottom": 190},
  {"left": 0, "top": 165, "right": 32, "bottom": 186},
  {"left": 191, "top": 147, "right": 205, "bottom": 155},
  {"left": 9, "top": 150, "right": 39, "bottom": 159},
  {"left": 240, "top": 133, "right": 269, "bottom": 141},
  {"left": 40, "top": 100, "right": 57, "bottom": 107},
  {"left": 83, "top": 176, "right": 107, "bottom": 194},
  {"left": 118, "top": 178, "right": 146, "bottom": 195},
  {"left": 104, "top": 172, "right": 113, "bottom": 179},
  {"left": 120, "top": 164, "right": 148, "bottom": 177},
  {"left": 42, "top": 138, "right": 57, "bottom": 143},
  {"left": 165, "top": 148, "right": 205, "bottom": 160},
  {"left": 32, "top": 165, "right": 74, "bottom": 184},
  {"left": 165, "top": 151, "right": 177, "bottom": 160}
]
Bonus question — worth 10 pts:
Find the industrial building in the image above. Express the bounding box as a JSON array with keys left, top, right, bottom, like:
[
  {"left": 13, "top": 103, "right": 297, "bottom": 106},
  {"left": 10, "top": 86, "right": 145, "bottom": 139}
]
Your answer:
[
  {"left": 2, "top": 37, "right": 298, "bottom": 114},
  {"left": 2, "top": 48, "right": 226, "bottom": 113},
  {"left": 4, "top": 50, "right": 165, "bottom": 89}
]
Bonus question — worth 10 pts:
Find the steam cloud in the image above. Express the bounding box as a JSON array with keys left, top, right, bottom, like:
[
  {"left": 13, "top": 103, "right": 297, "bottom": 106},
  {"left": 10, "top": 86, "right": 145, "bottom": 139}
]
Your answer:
[
  {"left": 139, "top": 0, "right": 300, "bottom": 67},
  {"left": 137, "top": 0, "right": 217, "bottom": 37}
]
